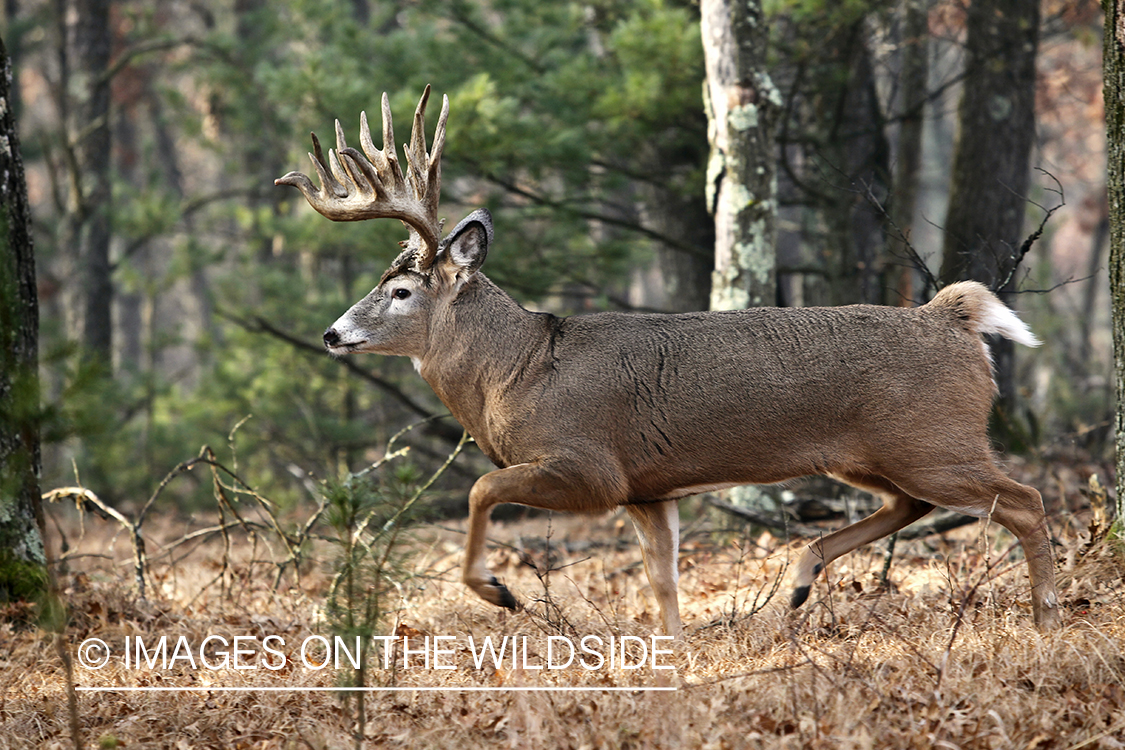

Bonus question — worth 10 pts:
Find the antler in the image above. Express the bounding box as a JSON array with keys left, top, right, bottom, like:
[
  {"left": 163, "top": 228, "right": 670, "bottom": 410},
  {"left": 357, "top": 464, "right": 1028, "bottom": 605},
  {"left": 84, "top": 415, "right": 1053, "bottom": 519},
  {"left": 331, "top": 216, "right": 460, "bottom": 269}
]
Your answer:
[{"left": 275, "top": 85, "right": 449, "bottom": 270}]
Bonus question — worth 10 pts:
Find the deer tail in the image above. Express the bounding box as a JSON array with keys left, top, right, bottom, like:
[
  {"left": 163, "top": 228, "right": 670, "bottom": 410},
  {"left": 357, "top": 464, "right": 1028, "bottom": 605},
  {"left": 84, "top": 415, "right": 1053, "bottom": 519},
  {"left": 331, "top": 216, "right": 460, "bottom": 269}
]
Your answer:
[{"left": 925, "top": 281, "right": 1041, "bottom": 348}]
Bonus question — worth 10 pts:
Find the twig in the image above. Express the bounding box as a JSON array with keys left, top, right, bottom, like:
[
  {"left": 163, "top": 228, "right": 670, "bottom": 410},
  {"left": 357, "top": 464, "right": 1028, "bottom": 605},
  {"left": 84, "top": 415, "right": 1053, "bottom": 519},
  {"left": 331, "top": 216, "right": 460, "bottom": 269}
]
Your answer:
[
  {"left": 706, "top": 495, "right": 977, "bottom": 542},
  {"left": 879, "top": 532, "right": 898, "bottom": 590},
  {"left": 704, "top": 496, "right": 823, "bottom": 538},
  {"left": 466, "top": 161, "right": 711, "bottom": 262},
  {"left": 39, "top": 482, "right": 80, "bottom": 750},
  {"left": 44, "top": 486, "right": 150, "bottom": 599},
  {"left": 327, "top": 431, "right": 473, "bottom": 602},
  {"left": 994, "top": 169, "right": 1066, "bottom": 291},
  {"left": 44, "top": 443, "right": 299, "bottom": 599},
  {"left": 365, "top": 430, "right": 472, "bottom": 543},
  {"left": 857, "top": 177, "right": 940, "bottom": 299},
  {"left": 896, "top": 511, "right": 978, "bottom": 541},
  {"left": 934, "top": 534, "right": 1027, "bottom": 696}
]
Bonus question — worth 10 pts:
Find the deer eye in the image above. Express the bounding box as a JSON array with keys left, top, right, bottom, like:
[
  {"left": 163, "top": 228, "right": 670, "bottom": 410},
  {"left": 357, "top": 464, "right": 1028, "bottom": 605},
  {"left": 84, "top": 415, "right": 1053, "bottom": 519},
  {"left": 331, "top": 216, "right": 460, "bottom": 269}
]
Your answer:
[{"left": 392, "top": 288, "right": 411, "bottom": 300}]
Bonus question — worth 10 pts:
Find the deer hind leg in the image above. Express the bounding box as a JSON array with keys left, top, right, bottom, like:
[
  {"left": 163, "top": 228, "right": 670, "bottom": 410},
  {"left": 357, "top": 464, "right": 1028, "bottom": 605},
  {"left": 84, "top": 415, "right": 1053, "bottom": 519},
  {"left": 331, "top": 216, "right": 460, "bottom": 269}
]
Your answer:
[
  {"left": 791, "top": 474, "right": 934, "bottom": 609},
  {"left": 626, "top": 501, "right": 682, "bottom": 637},
  {"left": 462, "top": 458, "right": 624, "bottom": 613},
  {"left": 894, "top": 467, "right": 1060, "bottom": 630}
]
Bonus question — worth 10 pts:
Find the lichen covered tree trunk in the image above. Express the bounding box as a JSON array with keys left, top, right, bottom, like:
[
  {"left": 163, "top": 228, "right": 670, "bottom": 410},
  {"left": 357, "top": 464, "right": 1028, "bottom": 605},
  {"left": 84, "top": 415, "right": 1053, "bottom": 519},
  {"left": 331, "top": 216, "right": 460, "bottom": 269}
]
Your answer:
[
  {"left": 0, "top": 34, "right": 47, "bottom": 602},
  {"left": 702, "top": 0, "right": 781, "bottom": 311}
]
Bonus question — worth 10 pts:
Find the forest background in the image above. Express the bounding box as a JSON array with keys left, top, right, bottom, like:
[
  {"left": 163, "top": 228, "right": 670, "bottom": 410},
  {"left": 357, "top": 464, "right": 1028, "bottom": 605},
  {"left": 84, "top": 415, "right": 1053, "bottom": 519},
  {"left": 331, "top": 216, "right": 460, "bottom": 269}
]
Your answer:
[
  {"left": 0, "top": 0, "right": 1121, "bottom": 747},
  {"left": 8, "top": 0, "right": 1111, "bottom": 512}
]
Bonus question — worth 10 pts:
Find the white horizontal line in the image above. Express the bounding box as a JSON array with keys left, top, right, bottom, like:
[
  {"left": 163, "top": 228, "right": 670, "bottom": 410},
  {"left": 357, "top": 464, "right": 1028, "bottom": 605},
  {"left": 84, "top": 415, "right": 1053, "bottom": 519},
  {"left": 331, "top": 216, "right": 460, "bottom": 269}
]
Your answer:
[{"left": 76, "top": 686, "right": 676, "bottom": 693}]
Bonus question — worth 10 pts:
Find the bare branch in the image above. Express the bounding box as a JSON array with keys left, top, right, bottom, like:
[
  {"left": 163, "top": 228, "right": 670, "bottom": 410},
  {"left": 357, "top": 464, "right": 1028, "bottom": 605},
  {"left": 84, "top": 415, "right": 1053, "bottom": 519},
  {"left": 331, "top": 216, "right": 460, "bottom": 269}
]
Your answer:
[
  {"left": 705, "top": 495, "right": 977, "bottom": 542},
  {"left": 856, "top": 177, "right": 941, "bottom": 300},
  {"left": 219, "top": 310, "right": 465, "bottom": 446},
  {"left": 995, "top": 169, "right": 1066, "bottom": 291}
]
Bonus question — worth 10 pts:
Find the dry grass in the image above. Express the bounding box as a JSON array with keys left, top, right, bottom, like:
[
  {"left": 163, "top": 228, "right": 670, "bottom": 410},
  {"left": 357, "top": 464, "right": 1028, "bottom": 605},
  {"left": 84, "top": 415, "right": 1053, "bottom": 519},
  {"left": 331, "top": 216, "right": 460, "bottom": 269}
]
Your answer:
[{"left": 3, "top": 493, "right": 1125, "bottom": 749}]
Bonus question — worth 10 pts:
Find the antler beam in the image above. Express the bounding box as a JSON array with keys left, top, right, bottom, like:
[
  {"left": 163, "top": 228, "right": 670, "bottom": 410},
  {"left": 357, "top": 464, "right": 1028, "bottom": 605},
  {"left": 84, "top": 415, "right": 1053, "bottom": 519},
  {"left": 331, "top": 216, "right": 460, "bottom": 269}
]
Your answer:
[{"left": 275, "top": 85, "right": 449, "bottom": 269}]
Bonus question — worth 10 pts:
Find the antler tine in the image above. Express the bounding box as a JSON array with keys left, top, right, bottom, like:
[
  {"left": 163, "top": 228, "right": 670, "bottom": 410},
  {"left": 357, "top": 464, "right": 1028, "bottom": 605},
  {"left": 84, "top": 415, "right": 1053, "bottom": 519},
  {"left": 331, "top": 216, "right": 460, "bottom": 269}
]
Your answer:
[
  {"left": 403, "top": 85, "right": 447, "bottom": 271},
  {"left": 422, "top": 94, "right": 450, "bottom": 233},
  {"left": 311, "top": 131, "right": 346, "bottom": 197},
  {"left": 404, "top": 88, "right": 449, "bottom": 207},
  {"left": 275, "top": 87, "right": 447, "bottom": 256},
  {"left": 405, "top": 85, "right": 432, "bottom": 202},
  {"left": 357, "top": 111, "right": 386, "bottom": 185},
  {"left": 331, "top": 119, "right": 372, "bottom": 194},
  {"left": 376, "top": 93, "right": 406, "bottom": 188}
]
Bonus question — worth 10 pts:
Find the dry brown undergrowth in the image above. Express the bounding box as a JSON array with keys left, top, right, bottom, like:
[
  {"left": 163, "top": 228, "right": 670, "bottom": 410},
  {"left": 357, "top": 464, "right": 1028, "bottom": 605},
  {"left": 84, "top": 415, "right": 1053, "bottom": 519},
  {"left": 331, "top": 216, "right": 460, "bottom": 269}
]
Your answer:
[{"left": 3, "top": 490, "right": 1124, "bottom": 750}]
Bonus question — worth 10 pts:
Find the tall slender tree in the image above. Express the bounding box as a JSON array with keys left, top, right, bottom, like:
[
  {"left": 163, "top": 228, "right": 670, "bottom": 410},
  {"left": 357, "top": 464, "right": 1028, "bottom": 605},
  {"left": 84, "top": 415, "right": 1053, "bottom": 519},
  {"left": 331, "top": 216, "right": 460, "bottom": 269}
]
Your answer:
[
  {"left": 940, "top": 0, "right": 1040, "bottom": 412},
  {"left": 0, "top": 33, "right": 47, "bottom": 602},
  {"left": 888, "top": 0, "right": 930, "bottom": 305},
  {"left": 1105, "top": 0, "right": 1125, "bottom": 526},
  {"left": 72, "top": 0, "right": 114, "bottom": 361},
  {"left": 814, "top": 22, "right": 891, "bottom": 307},
  {"left": 49, "top": 0, "right": 114, "bottom": 362}
]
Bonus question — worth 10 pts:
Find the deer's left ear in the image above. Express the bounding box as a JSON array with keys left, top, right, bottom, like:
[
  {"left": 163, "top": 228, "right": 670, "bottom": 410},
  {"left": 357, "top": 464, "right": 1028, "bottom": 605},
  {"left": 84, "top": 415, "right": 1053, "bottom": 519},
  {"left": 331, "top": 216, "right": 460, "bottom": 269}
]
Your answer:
[{"left": 438, "top": 208, "right": 492, "bottom": 281}]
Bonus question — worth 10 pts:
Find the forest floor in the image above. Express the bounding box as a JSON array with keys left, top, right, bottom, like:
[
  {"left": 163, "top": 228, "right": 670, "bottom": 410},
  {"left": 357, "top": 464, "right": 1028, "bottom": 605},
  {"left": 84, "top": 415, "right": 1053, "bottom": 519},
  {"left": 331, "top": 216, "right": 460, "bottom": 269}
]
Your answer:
[{"left": 3, "top": 455, "right": 1125, "bottom": 749}]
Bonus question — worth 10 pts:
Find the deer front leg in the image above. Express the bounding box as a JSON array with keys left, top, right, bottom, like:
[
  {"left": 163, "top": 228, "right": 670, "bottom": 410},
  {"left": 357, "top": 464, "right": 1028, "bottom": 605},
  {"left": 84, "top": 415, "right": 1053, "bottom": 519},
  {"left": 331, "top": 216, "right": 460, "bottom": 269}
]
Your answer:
[
  {"left": 462, "top": 467, "right": 521, "bottom": 610},
  {"left": 463, "top": 459, "right": 625, "bottom": 612}
]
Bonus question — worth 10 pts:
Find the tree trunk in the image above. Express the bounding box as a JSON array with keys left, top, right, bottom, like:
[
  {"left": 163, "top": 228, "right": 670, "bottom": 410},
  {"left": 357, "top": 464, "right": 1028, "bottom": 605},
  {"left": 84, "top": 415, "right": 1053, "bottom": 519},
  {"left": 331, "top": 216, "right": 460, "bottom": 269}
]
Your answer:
[
  {"left": 773, "top": 14, "right": 891, "bottom": 309},
  {"left": 1105, "top": 0, "right": 1125, "bottom": 527},
  {"left": 634, "top": 143, "right": 714, "bottom": 313},
  {"left": 815, "top": 23, "right": 891, "bottom": 307},
  {"left": 701, "top": 0, "right": 780, "bottom": 311},
  {"left": 940, "top": 0, "right": 1040, "bottom": 412},
  {"left": 235, "top": 0, "right": 286, "bottom": 263},
  {"left": 888, "top": 0, "right": 930, "bottom": 305},
  {"left": 0, "top": 34, "right": 48, "bottom": 602},
  {"left": 72, "top": 0, "right": 114, "bottom": 362}
]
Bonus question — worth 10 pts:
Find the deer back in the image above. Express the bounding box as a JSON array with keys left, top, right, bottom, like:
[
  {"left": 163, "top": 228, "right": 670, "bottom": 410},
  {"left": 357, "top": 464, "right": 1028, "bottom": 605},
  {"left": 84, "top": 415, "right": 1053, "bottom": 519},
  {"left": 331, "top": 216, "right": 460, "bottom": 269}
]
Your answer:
[{"left": 415, "top": 263, "right": 1001, "bottom": 505}]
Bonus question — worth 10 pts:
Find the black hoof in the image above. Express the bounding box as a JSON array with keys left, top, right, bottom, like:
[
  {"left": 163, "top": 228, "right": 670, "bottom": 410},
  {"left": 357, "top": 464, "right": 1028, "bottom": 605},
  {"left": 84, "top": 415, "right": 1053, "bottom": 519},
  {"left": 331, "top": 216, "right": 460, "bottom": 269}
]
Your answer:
[
  {"left": 490, "top": 576, "right": 519, "bottom": 610},
  {"left": 790, "top": 585, "right": 811, "bottom": 609}
]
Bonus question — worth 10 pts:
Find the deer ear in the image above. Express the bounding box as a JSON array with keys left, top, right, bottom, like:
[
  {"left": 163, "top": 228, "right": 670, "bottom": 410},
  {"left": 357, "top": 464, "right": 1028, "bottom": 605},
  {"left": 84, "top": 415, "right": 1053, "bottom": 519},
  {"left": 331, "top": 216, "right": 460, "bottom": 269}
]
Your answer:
[{"left": 440, "top": 208, "right": 492, "bottom": 278}]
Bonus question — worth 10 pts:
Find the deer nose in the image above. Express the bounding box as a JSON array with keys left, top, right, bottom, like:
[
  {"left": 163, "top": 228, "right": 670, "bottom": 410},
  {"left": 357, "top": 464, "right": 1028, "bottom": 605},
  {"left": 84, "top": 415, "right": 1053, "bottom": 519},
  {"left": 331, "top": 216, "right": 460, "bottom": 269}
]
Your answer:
[{"left": 323, "top": 328, "right": 340, "bottom": 347}]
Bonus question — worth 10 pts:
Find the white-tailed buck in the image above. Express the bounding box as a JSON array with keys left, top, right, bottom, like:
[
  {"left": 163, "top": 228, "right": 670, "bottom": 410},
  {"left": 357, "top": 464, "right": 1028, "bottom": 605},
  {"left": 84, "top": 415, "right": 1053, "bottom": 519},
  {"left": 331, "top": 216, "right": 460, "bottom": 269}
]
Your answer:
[{"left": 277, "top": 87, "right": 1060, "bottom": 635}]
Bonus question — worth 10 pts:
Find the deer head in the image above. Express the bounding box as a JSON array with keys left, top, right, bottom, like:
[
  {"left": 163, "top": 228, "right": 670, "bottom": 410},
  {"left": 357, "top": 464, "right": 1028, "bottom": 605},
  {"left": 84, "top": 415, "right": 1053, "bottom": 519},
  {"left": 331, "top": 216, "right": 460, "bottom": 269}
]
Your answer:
[{"left": 275, "top": 86, "right": 492, "bottom": 359}]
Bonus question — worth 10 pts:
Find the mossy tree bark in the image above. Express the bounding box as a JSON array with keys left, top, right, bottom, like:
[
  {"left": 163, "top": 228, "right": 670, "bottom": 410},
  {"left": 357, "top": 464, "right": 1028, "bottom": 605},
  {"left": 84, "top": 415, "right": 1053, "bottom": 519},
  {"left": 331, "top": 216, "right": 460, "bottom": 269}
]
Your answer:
[
  {"left": 702, "top": 0, "right": 780, "bottom": 312},
  {"left": 1105, "top": 0, "right": 1125, "bottom": 525},
  {"left": 0, "top": 34, "right": 47, "bottom": 602}
]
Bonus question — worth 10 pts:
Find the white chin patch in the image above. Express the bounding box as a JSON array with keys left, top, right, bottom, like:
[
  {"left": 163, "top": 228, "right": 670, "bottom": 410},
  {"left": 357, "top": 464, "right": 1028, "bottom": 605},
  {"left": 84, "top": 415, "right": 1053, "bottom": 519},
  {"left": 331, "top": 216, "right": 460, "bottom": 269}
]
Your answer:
[{"left": 327, "top": 340, "right": 368, "bottom": 356}]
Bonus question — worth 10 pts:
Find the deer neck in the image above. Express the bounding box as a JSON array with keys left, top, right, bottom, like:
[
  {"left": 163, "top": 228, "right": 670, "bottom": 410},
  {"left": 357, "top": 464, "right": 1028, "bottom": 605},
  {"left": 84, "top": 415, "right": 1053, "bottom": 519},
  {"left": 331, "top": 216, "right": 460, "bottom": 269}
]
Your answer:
[{"left": 417, "top": 275, "right": 552, "bottom": 460}]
